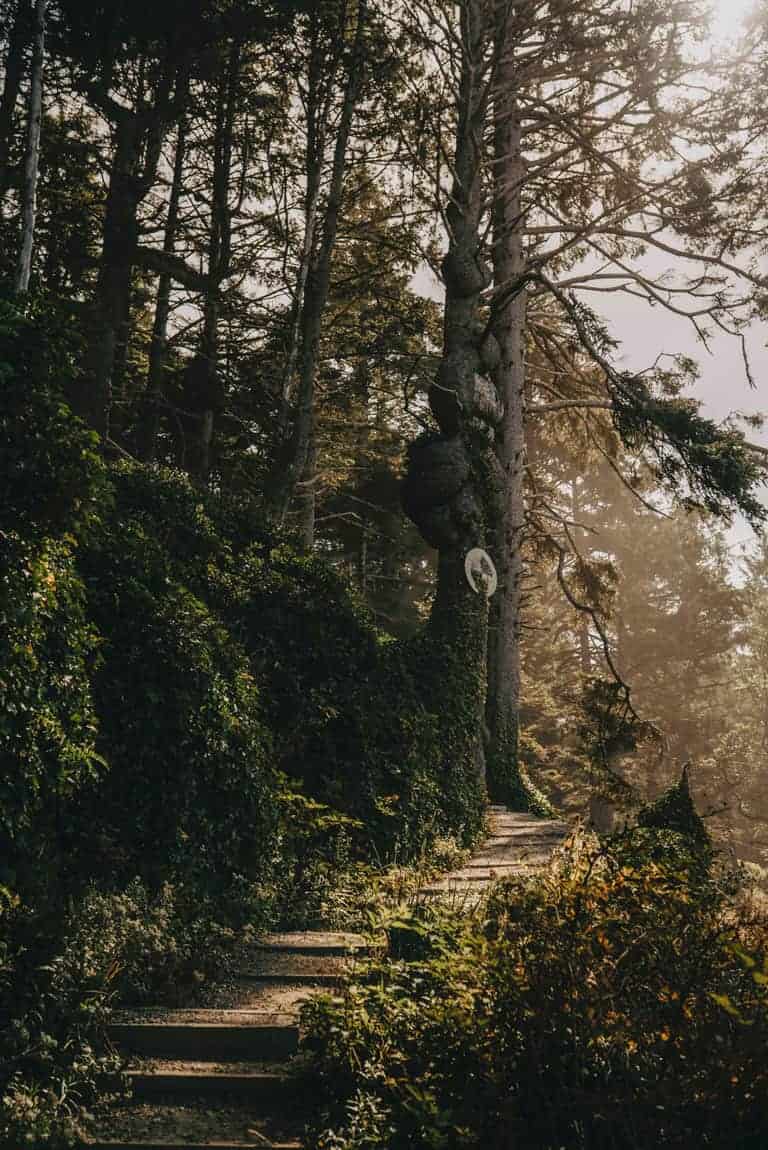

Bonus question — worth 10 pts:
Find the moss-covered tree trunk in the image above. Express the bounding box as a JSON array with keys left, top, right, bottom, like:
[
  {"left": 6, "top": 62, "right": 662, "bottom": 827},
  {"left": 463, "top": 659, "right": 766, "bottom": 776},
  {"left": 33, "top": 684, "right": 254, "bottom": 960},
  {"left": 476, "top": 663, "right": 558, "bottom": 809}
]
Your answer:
[
  {"left": 484, "top": 1, "right": 549, "bottom": 813},
  {"left": 404, "top": 0, "right": 502, "bottom": 795}
]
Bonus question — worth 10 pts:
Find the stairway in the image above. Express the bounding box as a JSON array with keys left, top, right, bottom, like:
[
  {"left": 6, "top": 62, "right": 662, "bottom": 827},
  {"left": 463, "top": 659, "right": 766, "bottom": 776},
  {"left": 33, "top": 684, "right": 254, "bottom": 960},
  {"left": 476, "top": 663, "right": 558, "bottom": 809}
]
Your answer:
[
  {"left": 418, "top": 806, "right": 570, "bottom": 900},
  {"left": 85, "top": 932, "right": 368, "bottom": 1150},
  {"left": 87, "top": 807, "right": 570, "bottom": 1148}
]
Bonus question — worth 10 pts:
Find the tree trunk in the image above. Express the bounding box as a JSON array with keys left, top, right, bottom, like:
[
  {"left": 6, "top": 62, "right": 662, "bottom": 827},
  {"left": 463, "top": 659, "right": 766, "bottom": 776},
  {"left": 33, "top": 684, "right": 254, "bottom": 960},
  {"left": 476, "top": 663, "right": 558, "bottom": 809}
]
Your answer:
[
  {"left": 190, "top": 41, "right": 240, "bottom": 482},
  {"left": 484, "top": 0, "right": 550, "bottom": 813},
  {"left": 14, "top": 0, "right": 46, "bottom": 296},
  {"left": 572, "top": 478, "right": 592, "bottom": 675},
  {"left": 0, "top": 0, "right": 30, "bottom": 200},
  {"left": 139, "top": 115, "right": 187, "bottom": 462},
  {"left": 297, "top": 426, "right": 317, "bottom": 551},
  {"left": 265, "top": 0, "right": 368, "bottom": 530},
  {"left": 77, "top": 51, "right": 181, "bottom": 438},
  {"left": 79, "top": 110, "right": 142, "bottom": 437},
  {"left": 279, "top": 5, "right": 326, "bottom": 431},
  {"left": 403, "top": 0, "right": 503, "bottom": 799}
]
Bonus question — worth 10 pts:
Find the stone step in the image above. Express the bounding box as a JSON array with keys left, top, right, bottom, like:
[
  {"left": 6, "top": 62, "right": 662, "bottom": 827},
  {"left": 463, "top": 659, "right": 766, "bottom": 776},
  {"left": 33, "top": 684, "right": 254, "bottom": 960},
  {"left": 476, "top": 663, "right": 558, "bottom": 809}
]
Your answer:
[
  {"left": 489, "top": 817, "right": 569, "bottom": 832},
  {"left": 420, "top": 876, "right": 529, "bottom": 894},
  {"left": 486, "top": 824, "right": 568, "bottom": 836},
  {"left": 485, "top": 831, "right": 568, "bottom": 845},
  {"left": 237, "top": 953, "right": 350, "bottom": 987},
  {"left": 87, "top": 1142, "right": 299, "bottom": 1149},
  {"left": 128, "top": 1064, "right": 291, "bottom": 1102},
  {"left": 472, "top": 840, "right": 562, "bottom": 857},
  {"left": 110, "top": 1016, "right": 299, "bottom": 1061},
  {"left": 84, "top": 1099, "right": 301, "bottom": 1149},
  {"left": 490, "top": 811, "right": 557, "bottom": 822},
  {"left": 254, "top": 931, "right": 370, "bottom": 956},
  {"left": 460, "top": 859, "right": 551, "bottom": 874}
]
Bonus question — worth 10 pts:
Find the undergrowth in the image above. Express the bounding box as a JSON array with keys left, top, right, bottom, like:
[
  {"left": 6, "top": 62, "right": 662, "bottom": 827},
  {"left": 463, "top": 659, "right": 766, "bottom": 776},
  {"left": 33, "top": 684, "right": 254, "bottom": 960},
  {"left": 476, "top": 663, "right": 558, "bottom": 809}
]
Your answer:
[{"left": 301, "top": 826, "right": 768, "bottom": 1150}]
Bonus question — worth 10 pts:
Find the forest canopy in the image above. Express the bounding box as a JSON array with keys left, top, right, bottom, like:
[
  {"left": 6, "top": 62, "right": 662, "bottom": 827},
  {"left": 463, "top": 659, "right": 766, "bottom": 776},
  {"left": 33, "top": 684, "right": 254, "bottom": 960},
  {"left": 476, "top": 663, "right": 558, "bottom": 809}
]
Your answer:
[{"left": 3, "top": 0, "right": 768, "bottom": 1145}]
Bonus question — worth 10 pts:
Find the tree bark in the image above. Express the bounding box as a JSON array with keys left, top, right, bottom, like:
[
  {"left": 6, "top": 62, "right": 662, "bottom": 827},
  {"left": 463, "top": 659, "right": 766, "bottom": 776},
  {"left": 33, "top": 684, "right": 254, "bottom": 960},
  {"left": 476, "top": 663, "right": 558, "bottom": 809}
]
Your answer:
[
  {"left": 279, "top": 5, "right": 326, "bottom": 431},
  {"left": 78, "top": 109, "right": 142, "bottom": 436},
  {"left": 483, "top": 0, "right": 549, "bottom": 813},
  {"left": 486, "top": 83, "right": 525, "bottom": 795},
  {"left": 297, "top": 426, "right": 317, "bottom": 551},
  {"left": 14, "top": 0, "right": 46, "bottom": 296},
  {"left": 0, "top": 0, "right": 30, "bottom": 200},
  {"left": 403, "top": 0, "right": 502, "bottom": 792},
  {"left": 77, "top": 49, "right": 182, "bottom": 438},
  {"left": 190, "top": 40, "right": 240, "bottom": 482},
  {"left": 139, "top": 115, "right": 187, "bottom": 463},
  {"left": 572, "top": 478, "right": 592, "bottom": 675}
]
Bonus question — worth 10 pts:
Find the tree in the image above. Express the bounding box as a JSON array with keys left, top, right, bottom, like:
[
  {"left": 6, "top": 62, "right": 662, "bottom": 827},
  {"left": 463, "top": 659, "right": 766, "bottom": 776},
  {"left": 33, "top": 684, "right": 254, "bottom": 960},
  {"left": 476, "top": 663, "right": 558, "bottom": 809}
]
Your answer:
[
  {"left": 14, "top": 0, "right": 46, "bottom": 294},
  {"left": 265, "top": 0, "right": 370, "bottom": 544},
  {"left": 402, "top": 0, "right": 502, "bottom": 787},
  {"left": 402, "top": 0, "right": 767, "bottom": 805}
]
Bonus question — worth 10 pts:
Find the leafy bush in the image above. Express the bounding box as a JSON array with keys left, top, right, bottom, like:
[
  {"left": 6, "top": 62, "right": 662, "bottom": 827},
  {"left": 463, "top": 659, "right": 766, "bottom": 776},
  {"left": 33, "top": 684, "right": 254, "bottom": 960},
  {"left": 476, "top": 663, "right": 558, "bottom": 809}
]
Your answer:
[
  {"left": 70, "top": 464, "right": 278, "bottom": 896},
  {"left": 221, "top": 542, "right": 484, "bottom": 859},
  {"left": 0, "top": 296, "right": 105, "bottom": 541},
  {"left": 302, "top": 831, "right": 768, "bottom": 1150},
  {"left": 0, "top": 531, "right": 102, "bottom": 902},
  {"left": 0, "top": 895, "right": 122, "bottom": 1150},
  {"left": 59, "top": 879, "right": 255, "bottom": 1006}
]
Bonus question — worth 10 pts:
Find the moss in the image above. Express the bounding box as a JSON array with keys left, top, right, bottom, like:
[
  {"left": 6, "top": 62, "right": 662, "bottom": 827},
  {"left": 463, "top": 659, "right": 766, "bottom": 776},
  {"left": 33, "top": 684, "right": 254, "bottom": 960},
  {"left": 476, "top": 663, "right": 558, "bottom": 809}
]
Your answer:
[
  {"left": 637, "top": 765, "right": 709, "bottom": 849},
  {"left": 486, "top": 719, "right": 554, "bottom": 817}
]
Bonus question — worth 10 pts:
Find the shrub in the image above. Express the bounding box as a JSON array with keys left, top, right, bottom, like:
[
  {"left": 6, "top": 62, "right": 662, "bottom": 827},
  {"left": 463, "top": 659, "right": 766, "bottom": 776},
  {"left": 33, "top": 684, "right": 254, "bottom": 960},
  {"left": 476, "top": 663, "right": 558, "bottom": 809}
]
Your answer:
[
  {"left": 302, "top": 831, "right": 768, "bottom": 1150},
  {"left": 225, "top": 547, "right": 485, "bottom": 858},
  {"left": 0, "top": 896, "right": 122, "bottom": 1150},
  {"left": 0, "top": 296, "right": 105, "bottom": 542},
  {"left": 71, "top": 466, "right": 279, "bottom": 896},
  {"left": 59, "top": 879, "right": 258, "bottom": 1006},
  {"left": 0, "top": 532, "right": 102, "bottom": 902}
]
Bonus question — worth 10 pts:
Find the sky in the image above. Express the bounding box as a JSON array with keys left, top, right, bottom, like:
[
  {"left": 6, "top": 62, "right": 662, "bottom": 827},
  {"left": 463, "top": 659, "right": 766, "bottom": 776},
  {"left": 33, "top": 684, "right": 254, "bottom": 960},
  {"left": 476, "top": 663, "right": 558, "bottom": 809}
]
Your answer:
[
  {"left": 595, "top": 249, "right": 768, "bottom": 559},
  {"left": 582, "top": 0, "right": 768, "bottom": 560}
]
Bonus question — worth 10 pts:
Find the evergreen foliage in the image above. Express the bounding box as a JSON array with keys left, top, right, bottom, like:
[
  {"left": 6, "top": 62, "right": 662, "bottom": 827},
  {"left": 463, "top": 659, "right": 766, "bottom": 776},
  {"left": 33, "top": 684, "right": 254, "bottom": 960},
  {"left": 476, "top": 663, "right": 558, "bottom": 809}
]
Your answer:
[
  {"left": 4, "top": 0, "right": 768, "bottom": 1142},
  {"left": 637, "top": 765, "right": 711, "bottom": 850},
  {"left": 612, "top": 376, "right": 767, "bottom": 527}
]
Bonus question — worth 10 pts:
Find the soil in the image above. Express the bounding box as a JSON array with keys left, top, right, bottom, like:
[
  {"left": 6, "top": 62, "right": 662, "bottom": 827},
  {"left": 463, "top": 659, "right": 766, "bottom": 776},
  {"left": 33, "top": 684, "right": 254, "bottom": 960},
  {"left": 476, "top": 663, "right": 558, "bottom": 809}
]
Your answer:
[{"left": 86, "top": 1100, "right": 302, "bottom": 1146}]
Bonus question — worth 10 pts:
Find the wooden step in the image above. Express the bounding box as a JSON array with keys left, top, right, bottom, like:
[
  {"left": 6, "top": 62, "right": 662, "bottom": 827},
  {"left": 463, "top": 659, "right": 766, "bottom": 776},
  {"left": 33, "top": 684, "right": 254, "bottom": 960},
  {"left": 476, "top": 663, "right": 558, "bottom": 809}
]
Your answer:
[
  {"left": 237, "top": 953, "right": 350, "bottom": 987},
  {"left": 419, "top": 872, "right": 540, "bottom": 896},
  {"left": 254, "top": 931, "right": 370, "bottom": 956},
  {"left": 84, "top": 1099, "right": 302, "bottom": 1149},
  {"left": 490, "top": 817, "right": 569, "bottom": 832},
  {"left": 87, "top": 1142, "right": 299, "bottom": 1149},
  {"left": 110, "top": 1016, "right": 298, "bottom": 1061},
  {"left": 128, "top": 1065, "right": 291, "bottom": 1102},
  {"left": 471, "top": 840, "right": 562, "bottom": 858},
  {"left": 455, "top": 861, "right": 550, "bottom": 878}
]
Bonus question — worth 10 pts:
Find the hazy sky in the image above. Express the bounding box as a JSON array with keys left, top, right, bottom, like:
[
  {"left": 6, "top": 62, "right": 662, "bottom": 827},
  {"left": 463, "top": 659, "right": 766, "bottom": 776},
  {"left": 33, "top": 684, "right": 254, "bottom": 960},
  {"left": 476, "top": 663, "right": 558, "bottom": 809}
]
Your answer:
[
  {"left": 594, "top": 257, "right": 768, "bottom": 557},
  {"left": 598, "top": 286, "right": 768, "bottom": 432}
]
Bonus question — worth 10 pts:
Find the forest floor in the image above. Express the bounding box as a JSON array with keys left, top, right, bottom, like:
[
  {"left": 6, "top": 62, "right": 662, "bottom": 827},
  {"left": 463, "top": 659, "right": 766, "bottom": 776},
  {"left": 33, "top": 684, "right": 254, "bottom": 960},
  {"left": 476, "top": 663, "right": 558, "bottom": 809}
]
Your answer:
[{"left": 84, "top": 807, "right": 570, "bottom": 1150}]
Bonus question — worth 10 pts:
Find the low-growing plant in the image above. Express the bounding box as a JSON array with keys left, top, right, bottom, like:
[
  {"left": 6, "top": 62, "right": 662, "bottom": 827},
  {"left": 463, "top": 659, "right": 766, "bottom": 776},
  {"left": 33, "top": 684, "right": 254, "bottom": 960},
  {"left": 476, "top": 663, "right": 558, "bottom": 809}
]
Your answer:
[
  {"left": 59, "top": 879, "right": 255, "bottom": 1006},
  {"left": 301, "top": 828, "right": 768, "bottom": 1150},
  {"left": 0, "top": 898, "right": 123, "bottom": 1150}
]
